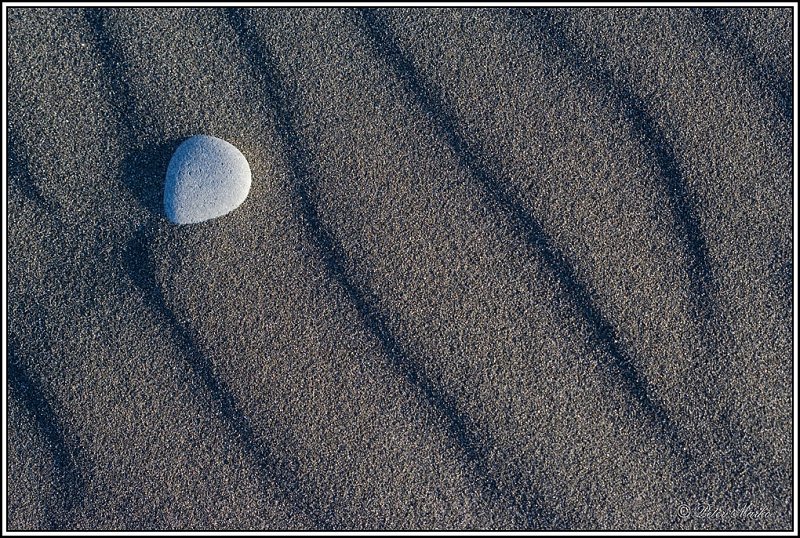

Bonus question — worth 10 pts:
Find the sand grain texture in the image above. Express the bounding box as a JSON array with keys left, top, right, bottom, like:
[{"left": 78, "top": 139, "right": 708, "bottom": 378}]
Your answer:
[{"left": 6, "top": 7, "right": 794, "bottom": 531}]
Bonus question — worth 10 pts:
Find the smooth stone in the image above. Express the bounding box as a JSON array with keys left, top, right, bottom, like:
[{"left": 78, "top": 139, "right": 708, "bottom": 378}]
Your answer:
[{"left": 164, "top": 135, "right": 251, "bottom": 224}]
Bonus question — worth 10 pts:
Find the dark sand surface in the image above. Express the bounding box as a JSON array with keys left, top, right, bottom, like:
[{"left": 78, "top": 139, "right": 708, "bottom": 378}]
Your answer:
[{"left": 6, "top": 7, "right": 794, "bottom": 531}]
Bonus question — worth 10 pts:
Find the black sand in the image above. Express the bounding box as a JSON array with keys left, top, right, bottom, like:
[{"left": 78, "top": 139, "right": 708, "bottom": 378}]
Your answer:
[{"left": 6, "top": 7, "right": 794, "bottom": 531}]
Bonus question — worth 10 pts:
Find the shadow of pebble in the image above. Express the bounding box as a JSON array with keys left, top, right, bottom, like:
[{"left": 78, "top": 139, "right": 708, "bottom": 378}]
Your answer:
[{"left": 119, "top": 138, "right": 185, "bottom": 219}]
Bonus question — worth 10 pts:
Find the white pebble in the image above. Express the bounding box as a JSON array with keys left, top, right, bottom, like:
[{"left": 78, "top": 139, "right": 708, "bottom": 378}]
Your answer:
[{"left": 164, "top": 135, "right": 251, "bottom": 224}]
